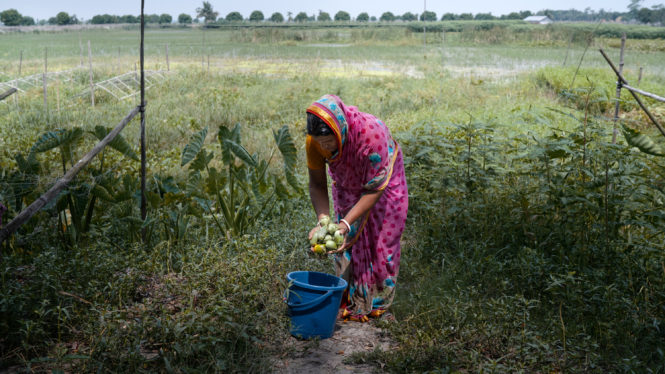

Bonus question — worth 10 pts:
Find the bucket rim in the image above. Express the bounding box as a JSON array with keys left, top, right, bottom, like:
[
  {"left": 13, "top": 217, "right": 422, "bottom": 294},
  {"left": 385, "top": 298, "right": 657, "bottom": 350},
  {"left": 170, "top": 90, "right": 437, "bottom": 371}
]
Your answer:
[{"left": 286, "top": 271, "right": 347, "bottom": 291}]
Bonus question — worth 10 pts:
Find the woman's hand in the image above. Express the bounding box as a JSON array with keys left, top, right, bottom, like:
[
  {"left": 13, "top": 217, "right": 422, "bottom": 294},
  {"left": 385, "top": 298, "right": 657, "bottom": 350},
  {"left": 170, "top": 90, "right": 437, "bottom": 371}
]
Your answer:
[{"left": 326, "top": 222, "right": 350, "bottom": 255}]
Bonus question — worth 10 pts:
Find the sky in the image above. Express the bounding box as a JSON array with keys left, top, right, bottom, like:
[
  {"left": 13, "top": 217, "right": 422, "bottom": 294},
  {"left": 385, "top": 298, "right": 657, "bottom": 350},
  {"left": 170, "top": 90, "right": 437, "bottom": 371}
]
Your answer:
[{"left": 2, "top": 0, "right": 662, "bottom": 21}]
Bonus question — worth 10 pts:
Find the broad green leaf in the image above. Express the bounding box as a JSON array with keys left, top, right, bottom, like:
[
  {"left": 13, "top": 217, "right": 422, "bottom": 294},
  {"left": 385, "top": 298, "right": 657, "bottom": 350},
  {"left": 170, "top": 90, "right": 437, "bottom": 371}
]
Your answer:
[
  {"left": 190, "top": 149, "right": 214, "bottom": 171},
  {"left": 218, "top": 124, "right": 242, "bottom": 164},
  {"left": 224, "top": 139, "right": 257, "bottom": 167},
  {"left": 622, "top": 124, "right": 664, "bottom": 157},
  {"left": 91, "top": 184, "right": 114, "bottom": 202},
  {"left": 285, "top": 168, "right": 301, "bottom": 192},
  {"left": 31, "top": 128, "right": 84, "bottom": 154},
  {"left": 181, "top": 127, "right": 208, "bottom": 166},
  {"left": 273, "top": 125, "right": 297, "bottom": 170},
  {"left": 91, "top": 126, "right": 139, "bottom": 161}
]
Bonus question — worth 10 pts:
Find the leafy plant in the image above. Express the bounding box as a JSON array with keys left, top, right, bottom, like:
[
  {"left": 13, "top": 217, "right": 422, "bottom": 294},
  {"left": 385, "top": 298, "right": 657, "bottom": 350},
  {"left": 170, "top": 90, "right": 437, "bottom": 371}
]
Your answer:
[{"left": 180, "top": 123, "right": 299, "bottom": 237}]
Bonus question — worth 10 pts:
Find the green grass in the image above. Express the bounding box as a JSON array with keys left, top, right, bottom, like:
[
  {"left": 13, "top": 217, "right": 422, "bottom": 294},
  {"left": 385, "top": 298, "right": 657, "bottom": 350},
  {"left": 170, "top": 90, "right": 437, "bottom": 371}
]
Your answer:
[{"left": 1, "top": 25, "right": 665, "bottom": 372}]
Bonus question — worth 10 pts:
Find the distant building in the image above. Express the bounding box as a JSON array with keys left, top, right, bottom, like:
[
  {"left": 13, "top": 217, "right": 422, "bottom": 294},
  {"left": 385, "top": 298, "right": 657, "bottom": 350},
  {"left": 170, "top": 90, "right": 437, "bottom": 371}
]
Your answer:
[{"left": 524, "top": 16, "right": 552, "bottom": 24}]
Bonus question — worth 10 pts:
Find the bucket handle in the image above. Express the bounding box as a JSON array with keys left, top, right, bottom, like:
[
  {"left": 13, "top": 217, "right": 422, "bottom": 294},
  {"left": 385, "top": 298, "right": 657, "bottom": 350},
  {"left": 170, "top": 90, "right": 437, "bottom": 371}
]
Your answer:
[{"left": 284, "top": 290, "right": 333, "bottom": 310}]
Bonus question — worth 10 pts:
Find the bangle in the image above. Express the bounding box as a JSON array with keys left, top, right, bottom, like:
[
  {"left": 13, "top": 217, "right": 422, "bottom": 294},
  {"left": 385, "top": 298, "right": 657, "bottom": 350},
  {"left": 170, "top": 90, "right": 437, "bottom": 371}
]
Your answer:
[{"left": 340, "top": 219, "right": 351, "bottom": 232}]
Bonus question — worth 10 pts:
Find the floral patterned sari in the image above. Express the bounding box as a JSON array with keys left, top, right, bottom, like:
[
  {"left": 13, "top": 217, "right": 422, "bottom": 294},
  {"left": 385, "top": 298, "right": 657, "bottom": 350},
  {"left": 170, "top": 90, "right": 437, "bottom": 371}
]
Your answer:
[{"left": 306, "top": 95, "right": 408, "bottom": 320}]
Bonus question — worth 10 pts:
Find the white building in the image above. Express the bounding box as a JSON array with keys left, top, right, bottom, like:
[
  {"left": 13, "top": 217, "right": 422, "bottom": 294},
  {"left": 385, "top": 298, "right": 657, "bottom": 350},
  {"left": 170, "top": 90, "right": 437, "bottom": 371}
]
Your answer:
[{"left": 523, "top": 16, "right": 553, "bottom": 24}]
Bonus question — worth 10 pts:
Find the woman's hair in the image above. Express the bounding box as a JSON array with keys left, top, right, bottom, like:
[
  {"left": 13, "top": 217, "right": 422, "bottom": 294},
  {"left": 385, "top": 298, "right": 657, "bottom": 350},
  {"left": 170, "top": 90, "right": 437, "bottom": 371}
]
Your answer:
[{"left": 307, "top": 112, "right": 333, "bottom": 136}]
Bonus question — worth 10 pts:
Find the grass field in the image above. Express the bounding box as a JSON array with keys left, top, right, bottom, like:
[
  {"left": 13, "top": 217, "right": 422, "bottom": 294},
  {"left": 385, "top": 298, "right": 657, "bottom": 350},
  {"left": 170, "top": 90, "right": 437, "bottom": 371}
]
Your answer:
[{"left": 1, "top": 23, "right": 665, "bottom": 372}]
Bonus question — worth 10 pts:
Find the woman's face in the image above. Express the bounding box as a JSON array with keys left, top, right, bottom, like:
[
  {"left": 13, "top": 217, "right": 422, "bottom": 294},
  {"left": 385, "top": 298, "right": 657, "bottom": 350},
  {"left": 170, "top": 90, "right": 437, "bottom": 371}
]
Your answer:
[{"left": 312, "top": 135, "right": 338, "bottom": 154}]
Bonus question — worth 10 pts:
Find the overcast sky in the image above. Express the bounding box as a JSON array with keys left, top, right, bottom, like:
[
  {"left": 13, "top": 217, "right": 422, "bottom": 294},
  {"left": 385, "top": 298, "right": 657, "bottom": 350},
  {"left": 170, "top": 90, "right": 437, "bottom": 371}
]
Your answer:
[{"left": 3, "top": 0, "right": 662, "bottom": 21}]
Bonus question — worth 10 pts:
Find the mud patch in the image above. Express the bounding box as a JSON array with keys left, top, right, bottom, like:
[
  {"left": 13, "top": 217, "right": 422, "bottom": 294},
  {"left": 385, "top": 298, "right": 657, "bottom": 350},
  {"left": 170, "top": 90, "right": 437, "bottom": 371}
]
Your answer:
[{"left": 273, "top": 320, "right": 393, "bottom": 373}]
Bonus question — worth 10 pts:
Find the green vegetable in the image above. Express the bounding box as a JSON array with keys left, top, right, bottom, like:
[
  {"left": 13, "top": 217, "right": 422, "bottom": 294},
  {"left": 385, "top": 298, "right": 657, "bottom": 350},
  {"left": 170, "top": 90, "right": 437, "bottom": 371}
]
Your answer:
[
  {"left": 325, "top": 240, "right": 337, "bottom": 250},
  {"left": 319, "top": 215, "right": 330, "bottom": 227},
  {"left": 327, "top": 223, "right": 339, "bottom": 234}
]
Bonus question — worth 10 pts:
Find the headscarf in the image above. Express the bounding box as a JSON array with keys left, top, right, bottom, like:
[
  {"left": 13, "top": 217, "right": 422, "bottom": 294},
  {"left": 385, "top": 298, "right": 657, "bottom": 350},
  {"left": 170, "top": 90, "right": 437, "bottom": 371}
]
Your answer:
[{"left": 306, "top": 94, "right": 348, "bottom": 163}]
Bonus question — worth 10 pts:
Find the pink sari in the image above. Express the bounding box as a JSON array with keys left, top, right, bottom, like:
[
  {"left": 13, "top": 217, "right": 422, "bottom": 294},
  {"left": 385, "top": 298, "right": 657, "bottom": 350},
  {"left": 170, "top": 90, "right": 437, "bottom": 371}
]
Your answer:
[{"left": 307, "top": 95, "right": 408, "bottom": 318}]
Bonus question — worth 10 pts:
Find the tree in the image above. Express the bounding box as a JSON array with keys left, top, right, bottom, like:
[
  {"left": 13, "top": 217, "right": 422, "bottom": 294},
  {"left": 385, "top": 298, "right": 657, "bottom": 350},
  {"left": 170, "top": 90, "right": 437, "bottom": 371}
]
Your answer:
[
  {"left": 249, "top": 11, "right": 264, "bottom": 22},
  {"left": 146, "top": 14, "right": 160, "bottom": 23},
  {"left": 334, "top": 11, "right": 350, "bottom": 21},
  {"left": 380, "top": 12, "right": 395, "bottom": 22},
  {"left": 370, "top": 16, "right": 377, "bottom": 21},
  {"left": 0, "top": 9, "right": 22, "bottom": 26},
  {"left": 159, "top": 14, "right": 172, "bottom": 24},
  {"left": 196, "top": 1, "right": 218, "bottom": 23},
  {"left": 459, "top": 13, "right": 473, "bottom": 20},
  {"left": 357, "top": 12, "right": 369, "bottom": 22},
  {"left": 317, "top": 11, "right": 331, "bottom": 22},
  {"left": 474, "top": 13, "right": 495, "bottom": 20},
  {"left": 628, "top": 0, "right": 644, "bottom": 18},
  {"left": 420, "top": 11, "right": 437, "bottom": 21},
  {"left": 294, "top": 12, "right": 308, "bottom": 22},
  {"left": 120, "top": 14, "right": 138, "bottom": 23},
  {"left": 55, "top": 11, "right": 73, "bottom": 25},
  {"left": 503, "top": 12, "right": 522, "bottom": 20},
  {"left": 225, "top": 12, "right": 243, "bottom": 22},
  {"left": 178, "top": 13, "right": 192, "bottom": 24},
  {"left": 92, "top": 14, "right": 118, "bottom": 24},
  {"left": 441, "top": 13, "right": 456, "bottom": 20},
  {"left": 270, "top": 12, "right": 284, "bottom": 22},
  {"left": 519, "top": 10, "right": 533, "bottom": 18},
  {"left": 20, "top": 16, "right": 35, "bottom": 25},
  {"left": 402, "top": 12, "right": 417, "bottom": 21}
]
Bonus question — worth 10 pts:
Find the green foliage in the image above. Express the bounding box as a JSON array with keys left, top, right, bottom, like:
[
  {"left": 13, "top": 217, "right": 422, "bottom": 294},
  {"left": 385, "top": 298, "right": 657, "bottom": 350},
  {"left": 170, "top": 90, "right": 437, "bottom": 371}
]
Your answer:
[
  {"left": 269, "top": 12, "right": 284, "bottom": 23},
  {"left": 178, "top": 123, "right": 299, "bottom": 237},
  {"left": 0, "top": 8, "right": 22, "bottom": 26},
  {"left": 621, "top": 124, "right": 664, "bottom": 156},
  {"left": 249, "top": 11, "right": 264, "bottom": 22}
]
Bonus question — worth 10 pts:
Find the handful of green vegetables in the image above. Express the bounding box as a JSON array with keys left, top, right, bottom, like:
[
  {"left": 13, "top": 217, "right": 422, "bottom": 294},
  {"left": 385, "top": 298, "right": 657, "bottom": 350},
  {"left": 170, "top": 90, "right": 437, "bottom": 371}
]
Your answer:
[{"left": 310, "top": 215, "right": 344, "bottom": 254}]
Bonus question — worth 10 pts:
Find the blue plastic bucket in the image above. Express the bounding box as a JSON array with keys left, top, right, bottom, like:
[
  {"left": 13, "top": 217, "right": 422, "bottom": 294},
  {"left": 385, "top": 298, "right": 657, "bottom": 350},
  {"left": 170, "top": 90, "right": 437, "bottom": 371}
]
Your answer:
[{"left": 285, "top": 271, "right": 348, "bottom": 339}]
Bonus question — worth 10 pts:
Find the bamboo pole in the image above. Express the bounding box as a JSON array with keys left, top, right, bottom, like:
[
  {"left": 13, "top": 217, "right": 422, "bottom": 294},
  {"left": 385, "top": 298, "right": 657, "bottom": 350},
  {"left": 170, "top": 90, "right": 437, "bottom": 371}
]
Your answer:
[
  {"left": 0, "top": 88, "right": 17, "bottom": 101},
  {"left": 611, "top": 33, "right": 626, "bottom": 144},
  {"left": 622, "top": 83, "right": 665, "bottom": 103},
  {"left": 79, "top": 31, "right": 83, "bottom": 66},
  {"left": 43, "top": 48, "right": 48, "bottom": 116},
  {"left": 0, "top": 106, "right": 141, "bottom": 243},
  {"left": 600, "top": 48, "right": 665, "bottom": 138},
  {"left": 140, "top": 0, "right": 148, "bottom": 242},
  {"left": 18, "top": 50, "right": 22, "bottom": 77},
  {"left": 563, "top": 33, "right": 574, "bottom": 66},
  {"left": 165, "top": 44, "right": 170, "bottom": 71},
  {"left": 637, "top": 67, "right": 643, "bottom": 86},
  {"left": 88, "top": 40, "right": 95, "bottom": 106}
]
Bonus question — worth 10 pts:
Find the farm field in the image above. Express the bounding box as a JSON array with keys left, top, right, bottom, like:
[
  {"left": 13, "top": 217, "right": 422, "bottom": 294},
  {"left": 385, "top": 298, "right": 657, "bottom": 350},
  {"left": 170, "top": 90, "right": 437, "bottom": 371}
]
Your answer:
[{"left": 1, "top": 24, "right": 665, "bottom": 372}]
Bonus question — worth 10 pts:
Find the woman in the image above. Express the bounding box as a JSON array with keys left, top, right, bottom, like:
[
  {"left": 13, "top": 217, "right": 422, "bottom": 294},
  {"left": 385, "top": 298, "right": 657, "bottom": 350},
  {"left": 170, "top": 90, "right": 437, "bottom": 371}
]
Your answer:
[{"left": 306, "top": 94, "right": 408, "bottom": 322}]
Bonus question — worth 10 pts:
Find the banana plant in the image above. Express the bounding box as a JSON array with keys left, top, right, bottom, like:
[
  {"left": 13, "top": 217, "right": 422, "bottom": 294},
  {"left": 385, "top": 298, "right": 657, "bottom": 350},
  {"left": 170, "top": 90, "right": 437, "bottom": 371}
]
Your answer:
[{"left": 181, "top": 123, "right": 299, "bottom": 237}]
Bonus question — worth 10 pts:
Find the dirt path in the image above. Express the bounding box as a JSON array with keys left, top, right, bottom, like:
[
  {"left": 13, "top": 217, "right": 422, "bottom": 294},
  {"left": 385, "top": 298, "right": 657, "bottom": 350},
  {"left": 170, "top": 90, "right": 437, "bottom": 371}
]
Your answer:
[{"left": 272, "top": 320, "right": 394, "bottom": 373}]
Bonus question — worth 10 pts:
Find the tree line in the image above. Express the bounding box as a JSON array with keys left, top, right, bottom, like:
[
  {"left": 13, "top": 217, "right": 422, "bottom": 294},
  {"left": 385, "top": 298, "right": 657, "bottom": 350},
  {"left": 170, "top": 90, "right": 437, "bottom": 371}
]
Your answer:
[{"left": 1, "top": 0, "right": 664, "bottom": 27}]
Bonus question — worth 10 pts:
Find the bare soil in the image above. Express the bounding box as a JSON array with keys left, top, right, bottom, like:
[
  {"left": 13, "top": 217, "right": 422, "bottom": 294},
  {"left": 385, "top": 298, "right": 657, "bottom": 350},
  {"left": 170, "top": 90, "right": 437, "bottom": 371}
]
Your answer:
[{"left": 272, "top": 320, "right": 394, "bottom": 373}]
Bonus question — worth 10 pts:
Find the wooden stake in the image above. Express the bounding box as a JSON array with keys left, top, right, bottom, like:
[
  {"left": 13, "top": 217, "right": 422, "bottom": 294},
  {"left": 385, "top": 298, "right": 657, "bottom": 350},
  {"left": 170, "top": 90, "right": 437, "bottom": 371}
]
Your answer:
[
  {"left": 56, "top": 80, "right": 60, "bottom": 114},
  {"left": 88, "top": 40, "right": 95, "bottom": 107},
  {"left": 140, "top": 0, "right": 148, "bottom": 241},
  {"left": 79, "top": 31, "right": 83, "bottom": 66},
  {"left": 563, "top": 33, "right": 574, "bottom": 66},
  {"left": 118, "top": 47, "right": 121, "bottom": 73},
  {"left": 0, "top": 88, "right": 17, "bottom": 101},
  {"left": 600, "top": 48, "right": 665, "bottom": 138},
  {"left": 43, "top": 48, "right": 48, "bottom": 117},
  {"left": 165, "top": 44, "right": 170, "bottom": 71},
  {"left": 611, "top": 33, "right": 626, "bottom": 144},
  {"left": 637, "top": 67, "right": 643, "bottom": 87},
  {"left": 207, "top": 54, "right": 210, "bottom": 73},
  {"left": 18, "top": 50, "right": 22, "bottom": 77}
]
